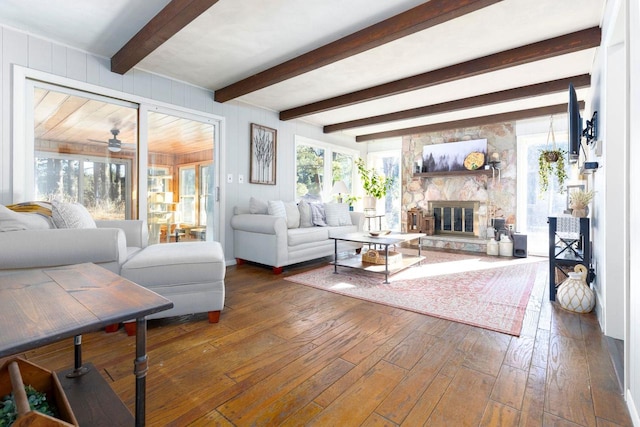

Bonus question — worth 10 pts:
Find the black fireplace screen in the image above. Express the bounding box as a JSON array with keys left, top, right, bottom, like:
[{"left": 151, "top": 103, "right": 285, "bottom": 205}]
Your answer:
[{"left": 433, "top": 206, "right": 475, "bottom": 234}]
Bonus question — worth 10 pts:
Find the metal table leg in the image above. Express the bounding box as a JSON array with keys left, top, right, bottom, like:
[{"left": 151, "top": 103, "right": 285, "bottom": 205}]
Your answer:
[
  {"left": 333, "top": 239, "right": 338, "bottom": 274},
  {"left": 134, "top": 317, "right": 148, "bottom": 427},
  {"left": 384, "top": 244, "right": 390, "bottom": 284}
]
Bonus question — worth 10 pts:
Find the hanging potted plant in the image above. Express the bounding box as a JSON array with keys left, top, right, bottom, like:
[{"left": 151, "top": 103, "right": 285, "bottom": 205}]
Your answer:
[
  {"left": 538, "top": 115, "right": 568, "bottom": 194},
  {"left": 355, "top": 158, "right": 393, "bottom": 212},
  {"left": 538, "top": 147, "right": 567, "bottom": 193}
]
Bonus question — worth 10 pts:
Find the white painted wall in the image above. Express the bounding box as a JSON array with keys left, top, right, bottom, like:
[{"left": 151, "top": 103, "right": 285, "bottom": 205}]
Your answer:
[
  {"left": 625, "top": 0, "right": 640, "bottom": 422},
  {"left": 0, "top": 25, "right": 363, "bottom": 264},
  {"left": 592, "top": 0, "right": 638, "bottom": 423},
  {"left": 590, "top": 0, "right": 626, "bottom": 340}
]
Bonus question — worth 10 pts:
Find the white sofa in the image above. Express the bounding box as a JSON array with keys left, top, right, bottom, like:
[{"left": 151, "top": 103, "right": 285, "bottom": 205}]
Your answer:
[
  {"left": 0, "top": 203, "right": 225, "bottom": 331},
  {"left": 231, "top": 199, "right": 364, "bottom": 273}
]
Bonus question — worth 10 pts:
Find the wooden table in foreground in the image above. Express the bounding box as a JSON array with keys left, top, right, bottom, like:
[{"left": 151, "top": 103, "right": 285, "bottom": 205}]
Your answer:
[
  {"left": 330, "top": 232, "right": 425, "bottom": 283},
  {"left": 0, "top": 263, "right": 173, "bottom": 427}
]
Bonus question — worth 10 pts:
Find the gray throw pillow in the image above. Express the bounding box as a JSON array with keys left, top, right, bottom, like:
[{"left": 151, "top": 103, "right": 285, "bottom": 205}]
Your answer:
[
  {"left": 51, "top": 201, "right": 97, "bottom": 229},
  {"left": 324, "top": 203, "right": 352, "bottom": 226},
  {"left": 309, "top": 203, "right": 327, "bottom": 227},
  {"left": 298, "top": 200, "right": 313, "bottom": 228},
  {"left": 249, "top": 197, "right": 268, "bottom": 214}
]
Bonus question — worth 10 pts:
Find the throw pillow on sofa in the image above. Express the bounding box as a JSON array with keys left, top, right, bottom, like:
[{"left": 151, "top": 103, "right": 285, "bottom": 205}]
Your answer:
[
  {"left": 324, "top": 203, "right": 352, "bottom": 226},
  {"left": 298, "top": 200, "right": 313, "bottom": 228},
  {"left": 309, "top": 203, "right": 327, "bottom": 226},
  {"left": 51, "top": 201, "right": 97, "bottom": 229},
  {"left": 284, "top": 201, "right": 300, "bottom": 228},
  {"left": 267, "top": 200, "right": 287, "bottom": 218},
  {"left": 250, "top": 196, "right": 269, "bottom": 214}
]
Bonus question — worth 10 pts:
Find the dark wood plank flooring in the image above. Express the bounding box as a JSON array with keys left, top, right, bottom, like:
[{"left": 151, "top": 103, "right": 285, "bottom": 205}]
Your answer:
[{"left": 13, "top": 254, "right": 633, "bottom": 426}]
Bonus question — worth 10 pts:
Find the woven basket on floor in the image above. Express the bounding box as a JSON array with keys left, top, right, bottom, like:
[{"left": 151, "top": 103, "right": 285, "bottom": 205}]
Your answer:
[{"left": 362, "top": 249, "right": 402, "bottom": 265}]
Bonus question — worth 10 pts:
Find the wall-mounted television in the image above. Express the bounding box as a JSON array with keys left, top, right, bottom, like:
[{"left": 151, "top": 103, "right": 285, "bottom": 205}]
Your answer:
[
  {"left": 567, "top": 83, "right": 582, "bottom": 164},
  {"left": 568, "top": 82, "right": 597, "bottom": 165}
]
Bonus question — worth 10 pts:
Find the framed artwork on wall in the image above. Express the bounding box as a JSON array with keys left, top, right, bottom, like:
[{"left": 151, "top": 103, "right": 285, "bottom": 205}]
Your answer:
[
  {"left": 422, "top": 138, "right": 487, "bottom": 172},
  {"left": 250, "top": 123, "right": 277, "bottom": 185}
]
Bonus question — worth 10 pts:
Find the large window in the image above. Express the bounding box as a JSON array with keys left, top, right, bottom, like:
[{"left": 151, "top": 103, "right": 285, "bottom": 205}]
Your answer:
[
  {"left": 31, "top": 84, "right": 138, "bottom": 219},
  {"left": 295, "top": 136, "right": 358, "bottom": 203},
  {"left": 517, "top": 116, "right": 577, "bottom": 255},
  {"left": 36, "top": 153, "right": 131, "bottom": 219},
  {"left": 367, "top": 150, "right": 401, "bottom": 231},
  {"left": 19, "top": 74, "right": 222, "bottom": 244}
]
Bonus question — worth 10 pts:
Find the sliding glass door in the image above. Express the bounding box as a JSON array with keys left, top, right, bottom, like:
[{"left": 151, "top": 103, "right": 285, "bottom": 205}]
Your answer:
[
  {"left": 31, "top": 83, "right": 138, "bottom": 219},
  {"left": 23, "top": 79, "right": 222, "bottom": 244},
  {"left": 147, "top": 110, "right": 218, "bottom": 244}
]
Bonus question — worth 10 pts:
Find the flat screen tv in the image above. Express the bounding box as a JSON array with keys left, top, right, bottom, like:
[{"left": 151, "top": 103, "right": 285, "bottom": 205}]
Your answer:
[{"left": 568, "top": 83, "right": 582, "bottom": 164}]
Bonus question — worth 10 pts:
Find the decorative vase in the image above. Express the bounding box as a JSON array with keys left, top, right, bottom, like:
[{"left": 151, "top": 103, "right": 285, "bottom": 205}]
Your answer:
[
  {"left": 363, "top": 196, "right": 377, "bottom": 215},
  {"left": 556, "top": 265, "right": 595, "bottom": 313},
  {"left": 498, "top": 234, "right": 513, "bottom": 257},
  {"left": 571, "top": 206, "right": 589, "bottom": 217},
  {"left": 486, "top": 238, "right": 499, "bottom": 256}
]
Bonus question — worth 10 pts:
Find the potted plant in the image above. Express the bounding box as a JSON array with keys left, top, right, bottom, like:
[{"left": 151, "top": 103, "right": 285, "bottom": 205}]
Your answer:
[
  {"left": 355, "top": 158, "right": 393, "bottom": 211},
  {"left": 343, "top": 194, "right": 360, "bottom": 211},
  {"left": 538, "top": 148, "right": 567, "bottom": 194},
  {"left": 569, "top": 189, "right": 594, "bottom": 217}
]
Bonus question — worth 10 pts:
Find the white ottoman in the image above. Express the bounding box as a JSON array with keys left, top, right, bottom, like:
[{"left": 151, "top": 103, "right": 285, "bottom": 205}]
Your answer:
[{"left": 120, "top": 241, "right": 225, "bottom": 335}]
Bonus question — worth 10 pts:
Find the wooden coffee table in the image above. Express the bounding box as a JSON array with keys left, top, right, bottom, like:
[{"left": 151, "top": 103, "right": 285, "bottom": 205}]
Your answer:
[
  {"left": 0, "top": 263, "right": 173, "bottom": 427},
  {"left": 330, "top": 232, "right": 425, "bottom": 283}
]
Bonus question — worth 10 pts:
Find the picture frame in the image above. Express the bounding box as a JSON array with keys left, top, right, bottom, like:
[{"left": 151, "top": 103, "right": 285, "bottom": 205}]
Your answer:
[
  {"left": 250, "top": 123, "right": 277, "bottom": 185},
  {"left": 422, "top": 138, "right": 487, "bottom": 173}
]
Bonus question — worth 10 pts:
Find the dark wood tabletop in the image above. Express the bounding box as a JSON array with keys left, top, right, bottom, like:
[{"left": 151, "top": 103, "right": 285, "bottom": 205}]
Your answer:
[{"left": 0, "top": 263, "right": 173, "bottom": 358}]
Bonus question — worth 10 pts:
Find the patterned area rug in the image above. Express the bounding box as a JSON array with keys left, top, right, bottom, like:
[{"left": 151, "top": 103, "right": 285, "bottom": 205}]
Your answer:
[{"left": 285, "top": 250, "right": 546, "bottom": 336}]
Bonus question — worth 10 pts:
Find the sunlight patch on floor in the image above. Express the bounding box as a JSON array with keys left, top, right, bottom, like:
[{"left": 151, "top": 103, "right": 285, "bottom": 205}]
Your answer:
[{"left": 394, "top": 256, "right": 543, "bottom": 281}]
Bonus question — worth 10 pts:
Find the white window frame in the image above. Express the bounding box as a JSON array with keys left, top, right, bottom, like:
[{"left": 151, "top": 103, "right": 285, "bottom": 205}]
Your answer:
[
  {"left": 11, "top": 65, "right": 225, "bottom": 243},
  {"left": 294, "top": 135, "right": 359, "bottom": 202}
]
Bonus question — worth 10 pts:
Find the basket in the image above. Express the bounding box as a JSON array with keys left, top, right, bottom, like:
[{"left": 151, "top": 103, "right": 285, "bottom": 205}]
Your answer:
[
  {"left": 0, "top": 358, "right": 78, "bottom": 426},
  {"left": 362, "top": 249, "right": 402, "bottom": 265}
]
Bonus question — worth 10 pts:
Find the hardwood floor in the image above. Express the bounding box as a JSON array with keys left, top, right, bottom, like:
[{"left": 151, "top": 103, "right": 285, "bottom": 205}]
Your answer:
[{"left": 19, "top": 254, "right": 633, "bottom": 426}]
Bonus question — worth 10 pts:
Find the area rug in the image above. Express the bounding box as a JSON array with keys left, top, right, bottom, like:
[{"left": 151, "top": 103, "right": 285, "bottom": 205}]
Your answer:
[{"left": 285, "top": 251, "right": 546, "bottom": 336}]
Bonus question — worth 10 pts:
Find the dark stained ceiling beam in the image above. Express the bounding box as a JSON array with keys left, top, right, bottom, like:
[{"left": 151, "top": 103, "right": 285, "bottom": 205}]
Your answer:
[
  {"left": 111, "top": 0, "right": 220, "bottom": 75},
  {"left": 355, "top": 102, "right": 585, "bottom": 142},
  {"left": 213, "top": 0, "right": 502, "bottom": 103},
  {"left": 281, "top": 27, "right": 600, "bottom": 121},
  {"left": 324, "top": 74, "right": 591, "bottom": 133}
]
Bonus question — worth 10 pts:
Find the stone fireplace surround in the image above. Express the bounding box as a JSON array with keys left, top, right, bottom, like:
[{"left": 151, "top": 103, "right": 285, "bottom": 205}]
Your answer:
[{"left": 401, "top": 123, "right": 517, "bottom": 253}]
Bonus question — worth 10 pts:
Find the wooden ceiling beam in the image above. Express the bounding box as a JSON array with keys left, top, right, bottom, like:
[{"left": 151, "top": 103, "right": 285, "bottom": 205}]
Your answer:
[
  {"left": 111, "top": 0, "right": 220, "bottom": 75},
  {"left": 324, "top": 74, "right": 590, "bottom": 133},
  {"left": 213, "top": 0, "right": 502, "bottom": 103},
  {"left": 355, "top": 102, "right": 585, "bottom": 142},
  {"left": 281, "top": 27, "right": 600, "bottom": 121}
]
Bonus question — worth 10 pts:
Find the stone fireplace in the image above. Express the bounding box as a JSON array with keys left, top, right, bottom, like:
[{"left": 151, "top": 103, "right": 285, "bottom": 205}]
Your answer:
[{"left": 428, "top": 201, "right": 480, "bottom": 237}]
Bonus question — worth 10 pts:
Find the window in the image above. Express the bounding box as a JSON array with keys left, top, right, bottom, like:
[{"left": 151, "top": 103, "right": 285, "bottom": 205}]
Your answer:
[
  {"left": 517, "top": 117, "right": 575, "bottom": 255},
  {"left": 147, "top": 110, "right": 216, "bottom": 243},
  {"left": 15, "top": 69, "right": 222, "bottom": 244},
  {"left": 31, "top": 84, "right": 138, "bottom": 219},
  {"left": 367, "top": 150, "right": 401, "bottom": 231},
  {"left": 36, "top": 153, "right": 131, "bottom": 219},
  {"left": 295, "top": 136, "right": 358, "bottom": 202}
]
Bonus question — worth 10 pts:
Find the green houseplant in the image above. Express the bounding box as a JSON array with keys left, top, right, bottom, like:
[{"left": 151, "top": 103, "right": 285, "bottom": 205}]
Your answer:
[
  {"left": 538, "top": 148, "right": 567, "bottom": 194},
  {"left": 355, "top": 158, "right": 393, "bottom": 199}
]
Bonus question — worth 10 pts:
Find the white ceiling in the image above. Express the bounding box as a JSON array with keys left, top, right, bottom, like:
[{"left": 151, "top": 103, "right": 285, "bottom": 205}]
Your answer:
[{"left": 0, "top": 0, "right": 604, "bottom": 140}]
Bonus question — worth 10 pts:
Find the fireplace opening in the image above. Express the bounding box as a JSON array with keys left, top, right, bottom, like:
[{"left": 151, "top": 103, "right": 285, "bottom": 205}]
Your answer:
[{"left": 428, "top": 201, "right": 480, "bottom": 237}]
